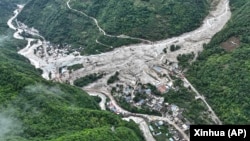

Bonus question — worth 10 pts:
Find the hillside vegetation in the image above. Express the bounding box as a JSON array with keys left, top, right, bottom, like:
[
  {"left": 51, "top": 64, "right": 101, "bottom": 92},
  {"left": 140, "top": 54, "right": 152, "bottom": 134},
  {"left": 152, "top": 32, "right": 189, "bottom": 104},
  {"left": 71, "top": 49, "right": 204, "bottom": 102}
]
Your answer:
[
  {"left": 71, "top": 0, "right": 209, "bottom": 40},
  {"left": 17, "top": 0, "right": 209, "bottom": 54},
  {"left": 0, "top": 1, "right": 144, "bottom": 140},
  {"left": 187, "top": 0, "right": 250, "bottom": 124}
]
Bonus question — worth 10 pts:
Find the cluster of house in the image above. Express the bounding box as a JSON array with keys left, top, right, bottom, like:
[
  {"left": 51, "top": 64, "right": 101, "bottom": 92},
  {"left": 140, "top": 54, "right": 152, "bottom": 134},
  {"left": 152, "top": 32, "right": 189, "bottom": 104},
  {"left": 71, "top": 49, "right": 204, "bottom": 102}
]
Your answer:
[
  {"left": 109, "top": 83, "right": 190, "bottom": 141},
  {"left": 152, "top": 63, "right": 179, "bottom": 77},
  {"left": 164, "top": 103, "right": 190, "bottom": 133},
  {"left": 151, "top": 65, "right": 173, "bottom": 93},
  {"left": 148, "top": 121, "right": 164, "bottom": 136},
  {"left": 148, "top": 120, "right": 186, "bottom": 141},
  {"left": 33, "top": 45, "right": 45, "bottom": 58},
  {"left": 48, "top": 43, "right": 77, "bottom": 57},
  {"left": 131, "top": 84, "right": 166, "bottom": 112},
  {"left": 109, "top": 62, "right": 185, "bottom": 113},
  {"left": 106, "top": 62, "right": 193, "bottom": 141},
  {"left": 32, "top": 41, "right": 65, "bottom": 59},
  {"left": 145, "top": 96, "right": 164, "bottom": 111},
  {"left": 111, "top": 81, "right": 177, "bottom": 114},
  {"left": 168, "top": 127, "right": 182, "bottom": 141}
]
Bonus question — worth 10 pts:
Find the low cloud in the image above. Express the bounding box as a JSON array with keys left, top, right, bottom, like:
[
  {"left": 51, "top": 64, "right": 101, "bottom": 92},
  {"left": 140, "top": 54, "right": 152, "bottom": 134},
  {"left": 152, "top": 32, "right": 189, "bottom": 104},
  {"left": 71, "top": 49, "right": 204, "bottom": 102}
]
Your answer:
[
  {"left": 0, "top": 111, "right": 23, "bottom": 139},
  {"left": 24, "top": 84, "right": 65, "bottom": 96},
  {"left": 0, "top": 35, "right": 9, "bottom": 46}
]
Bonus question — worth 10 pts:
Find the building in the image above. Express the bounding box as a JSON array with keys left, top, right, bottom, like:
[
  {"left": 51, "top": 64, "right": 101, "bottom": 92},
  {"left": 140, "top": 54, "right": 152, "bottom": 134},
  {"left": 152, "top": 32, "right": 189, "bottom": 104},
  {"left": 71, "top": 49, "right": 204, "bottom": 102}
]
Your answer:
[
  {"left": 167, "top": 81, "right": 173, "bottom": 88},
  {"left": 169, "top": 138, "right": 174, "bottom": 141},
  {"left": 155, "top": 132, "right": 162, "bottom": 136},
  {"left": 171, "top": 104, "right": 179, "bottom": 112},
  {"left": 152, "top": 66, "right": 164, "bottom": 76},
  {"left": 125, "top": 96, "right": 131, "bottom": 102},
  {"left": 173, "top": 133, "right": 180, "bottom": 141},
  {"left": 182, "top": 124, "right": 189, "bottom": 131},
  {"left": 158, "top": 121, "right": 164, "bottom": 126},
  {"left": 157, "top": 84, "right": 167, "bottom": 94},
  {"left": 144, "top": 89, "right": 152, "bottom": 95},
  {"left": 151, "top": 99, "right": 157, "bottom": 105},
  {"left": 137, "top": 99, "right": 145, "bottom": 106},
  {"left": 123, "top": 86, "right": 132, "bottom": 95},
  {"left": 149, "top": 125, "right": 154, "bottom": 132}
]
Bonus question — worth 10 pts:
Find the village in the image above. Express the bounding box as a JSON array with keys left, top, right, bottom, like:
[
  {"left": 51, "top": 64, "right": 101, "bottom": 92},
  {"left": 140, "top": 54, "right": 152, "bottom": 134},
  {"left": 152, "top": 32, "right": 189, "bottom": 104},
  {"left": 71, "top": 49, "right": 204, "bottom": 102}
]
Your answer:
[
  {"left": 105, "top": 62, "right": 191, "bottom": 141},
  {"left": 25, "top": 32, "right": 213, "bottom": 141},
  {"left": 5, "top": 0, "right": 232, "bottom": 140},
  {"left": 10, "top": 0, "right": 230, "bottom": 140}
]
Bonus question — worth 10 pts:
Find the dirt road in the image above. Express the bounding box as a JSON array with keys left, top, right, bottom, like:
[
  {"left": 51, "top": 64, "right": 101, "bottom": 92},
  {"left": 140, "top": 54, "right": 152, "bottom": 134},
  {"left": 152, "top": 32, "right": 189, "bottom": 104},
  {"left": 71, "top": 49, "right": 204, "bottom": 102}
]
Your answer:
[
  {"left": 182, "top": 77, "right": 222, "bottom": 124},
  {"left": 86, "top": 89, "right": 190, "bottom": 141},
  {"left": 66, "top": 0, "right": 152, "bottom": 43}
]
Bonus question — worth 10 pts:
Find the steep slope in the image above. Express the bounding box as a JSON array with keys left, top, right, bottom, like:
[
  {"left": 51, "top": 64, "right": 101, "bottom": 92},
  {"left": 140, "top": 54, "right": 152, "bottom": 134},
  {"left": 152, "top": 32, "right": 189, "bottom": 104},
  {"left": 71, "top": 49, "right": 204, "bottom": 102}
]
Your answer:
[
  {"left": 17, "top": 0, "right": 210, "bottom": 54},
  {"left": 0, "top": 0, "right": 16, "bottom": 33},
  {"left": 187, "top": 0, "right": 250, "bottom": 124},
  {"left": 0, "top": 1, "right": 144, "bottom": 141},
  {"left": 53, "top": 127, "right": 142, "bottom": 141},
  {"left": 0, "top": 35, "right": 144, "bottom": 141}
]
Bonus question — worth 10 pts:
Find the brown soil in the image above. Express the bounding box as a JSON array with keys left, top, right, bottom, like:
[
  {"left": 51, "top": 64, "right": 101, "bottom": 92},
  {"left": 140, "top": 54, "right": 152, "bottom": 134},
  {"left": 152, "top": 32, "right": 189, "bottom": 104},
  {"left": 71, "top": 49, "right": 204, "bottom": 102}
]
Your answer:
[{"left": 221, "top": 37, "right": 240, "bottom": 51}]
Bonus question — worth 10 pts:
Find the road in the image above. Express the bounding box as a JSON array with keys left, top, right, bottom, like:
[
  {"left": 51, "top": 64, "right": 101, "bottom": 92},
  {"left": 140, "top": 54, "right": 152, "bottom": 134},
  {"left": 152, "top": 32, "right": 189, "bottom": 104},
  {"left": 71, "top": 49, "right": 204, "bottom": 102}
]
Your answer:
[
  {"left": 123, "top": 116, "right": 156, "bottom": 141},
  {"left": 86, "top": 91, "right": 107, "bottom": 110},
  {"left": 85, "top": 89, "right": 190, "bottom": 141},
  {"left": 182, "top": 77, "right": 222, "bottom": 124},
  {"left": 66, "top": 0, "right": 152, "bottom": 44}
]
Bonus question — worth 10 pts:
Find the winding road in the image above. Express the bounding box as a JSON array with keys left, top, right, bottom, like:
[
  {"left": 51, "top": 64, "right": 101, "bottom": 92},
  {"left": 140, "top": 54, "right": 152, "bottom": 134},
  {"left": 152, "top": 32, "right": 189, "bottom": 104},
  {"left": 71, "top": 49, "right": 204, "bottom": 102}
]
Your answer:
[
  {"left": 86, "top": 89, "right": 189, "bottom": 141},
  {"left": 66, "top": 0, "right": 152, "bottom": 44}
]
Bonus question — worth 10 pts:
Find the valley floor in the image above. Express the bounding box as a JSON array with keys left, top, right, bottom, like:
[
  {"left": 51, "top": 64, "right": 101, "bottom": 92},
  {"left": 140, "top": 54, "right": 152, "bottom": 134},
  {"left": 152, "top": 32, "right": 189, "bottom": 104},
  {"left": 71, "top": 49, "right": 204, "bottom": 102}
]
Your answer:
[{"left": 7, "top": 0, "right": 231, "bottom": 140}]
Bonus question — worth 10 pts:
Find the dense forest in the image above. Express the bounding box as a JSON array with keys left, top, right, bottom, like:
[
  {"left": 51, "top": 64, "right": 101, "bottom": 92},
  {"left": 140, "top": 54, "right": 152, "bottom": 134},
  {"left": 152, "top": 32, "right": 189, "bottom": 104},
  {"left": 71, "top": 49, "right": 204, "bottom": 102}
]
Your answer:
[
  {"left": 71, "top": 0, "right": 209, "bottom": 40},
  {"left": 17, "top": 0, "right": 209, "bottom": 54},
  {"left": 74, "top": 73, "right": 104, "bottom": 87},
  {"left": 0, "top": 1, "right": 144, "bottom": 140},
  {"left": 187, "top": 0, "right": 250, "bottom": 124}
]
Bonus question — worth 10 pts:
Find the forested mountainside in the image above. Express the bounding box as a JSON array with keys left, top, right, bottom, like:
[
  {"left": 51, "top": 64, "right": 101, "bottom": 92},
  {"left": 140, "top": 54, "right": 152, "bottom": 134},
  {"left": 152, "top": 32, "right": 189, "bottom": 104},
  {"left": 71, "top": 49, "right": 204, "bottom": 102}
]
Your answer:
[
  {"left": 0, "top": 1, "right": 144, "bottom": 141},
  {"left": 0, "top": 0, "right": 16, "bottom": 33},
  {"left": 17, "top": 0, "right": 209, "bottom": 54},
  {"left": 187, "top": 0, "right": 250, "bottom": 124}
]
